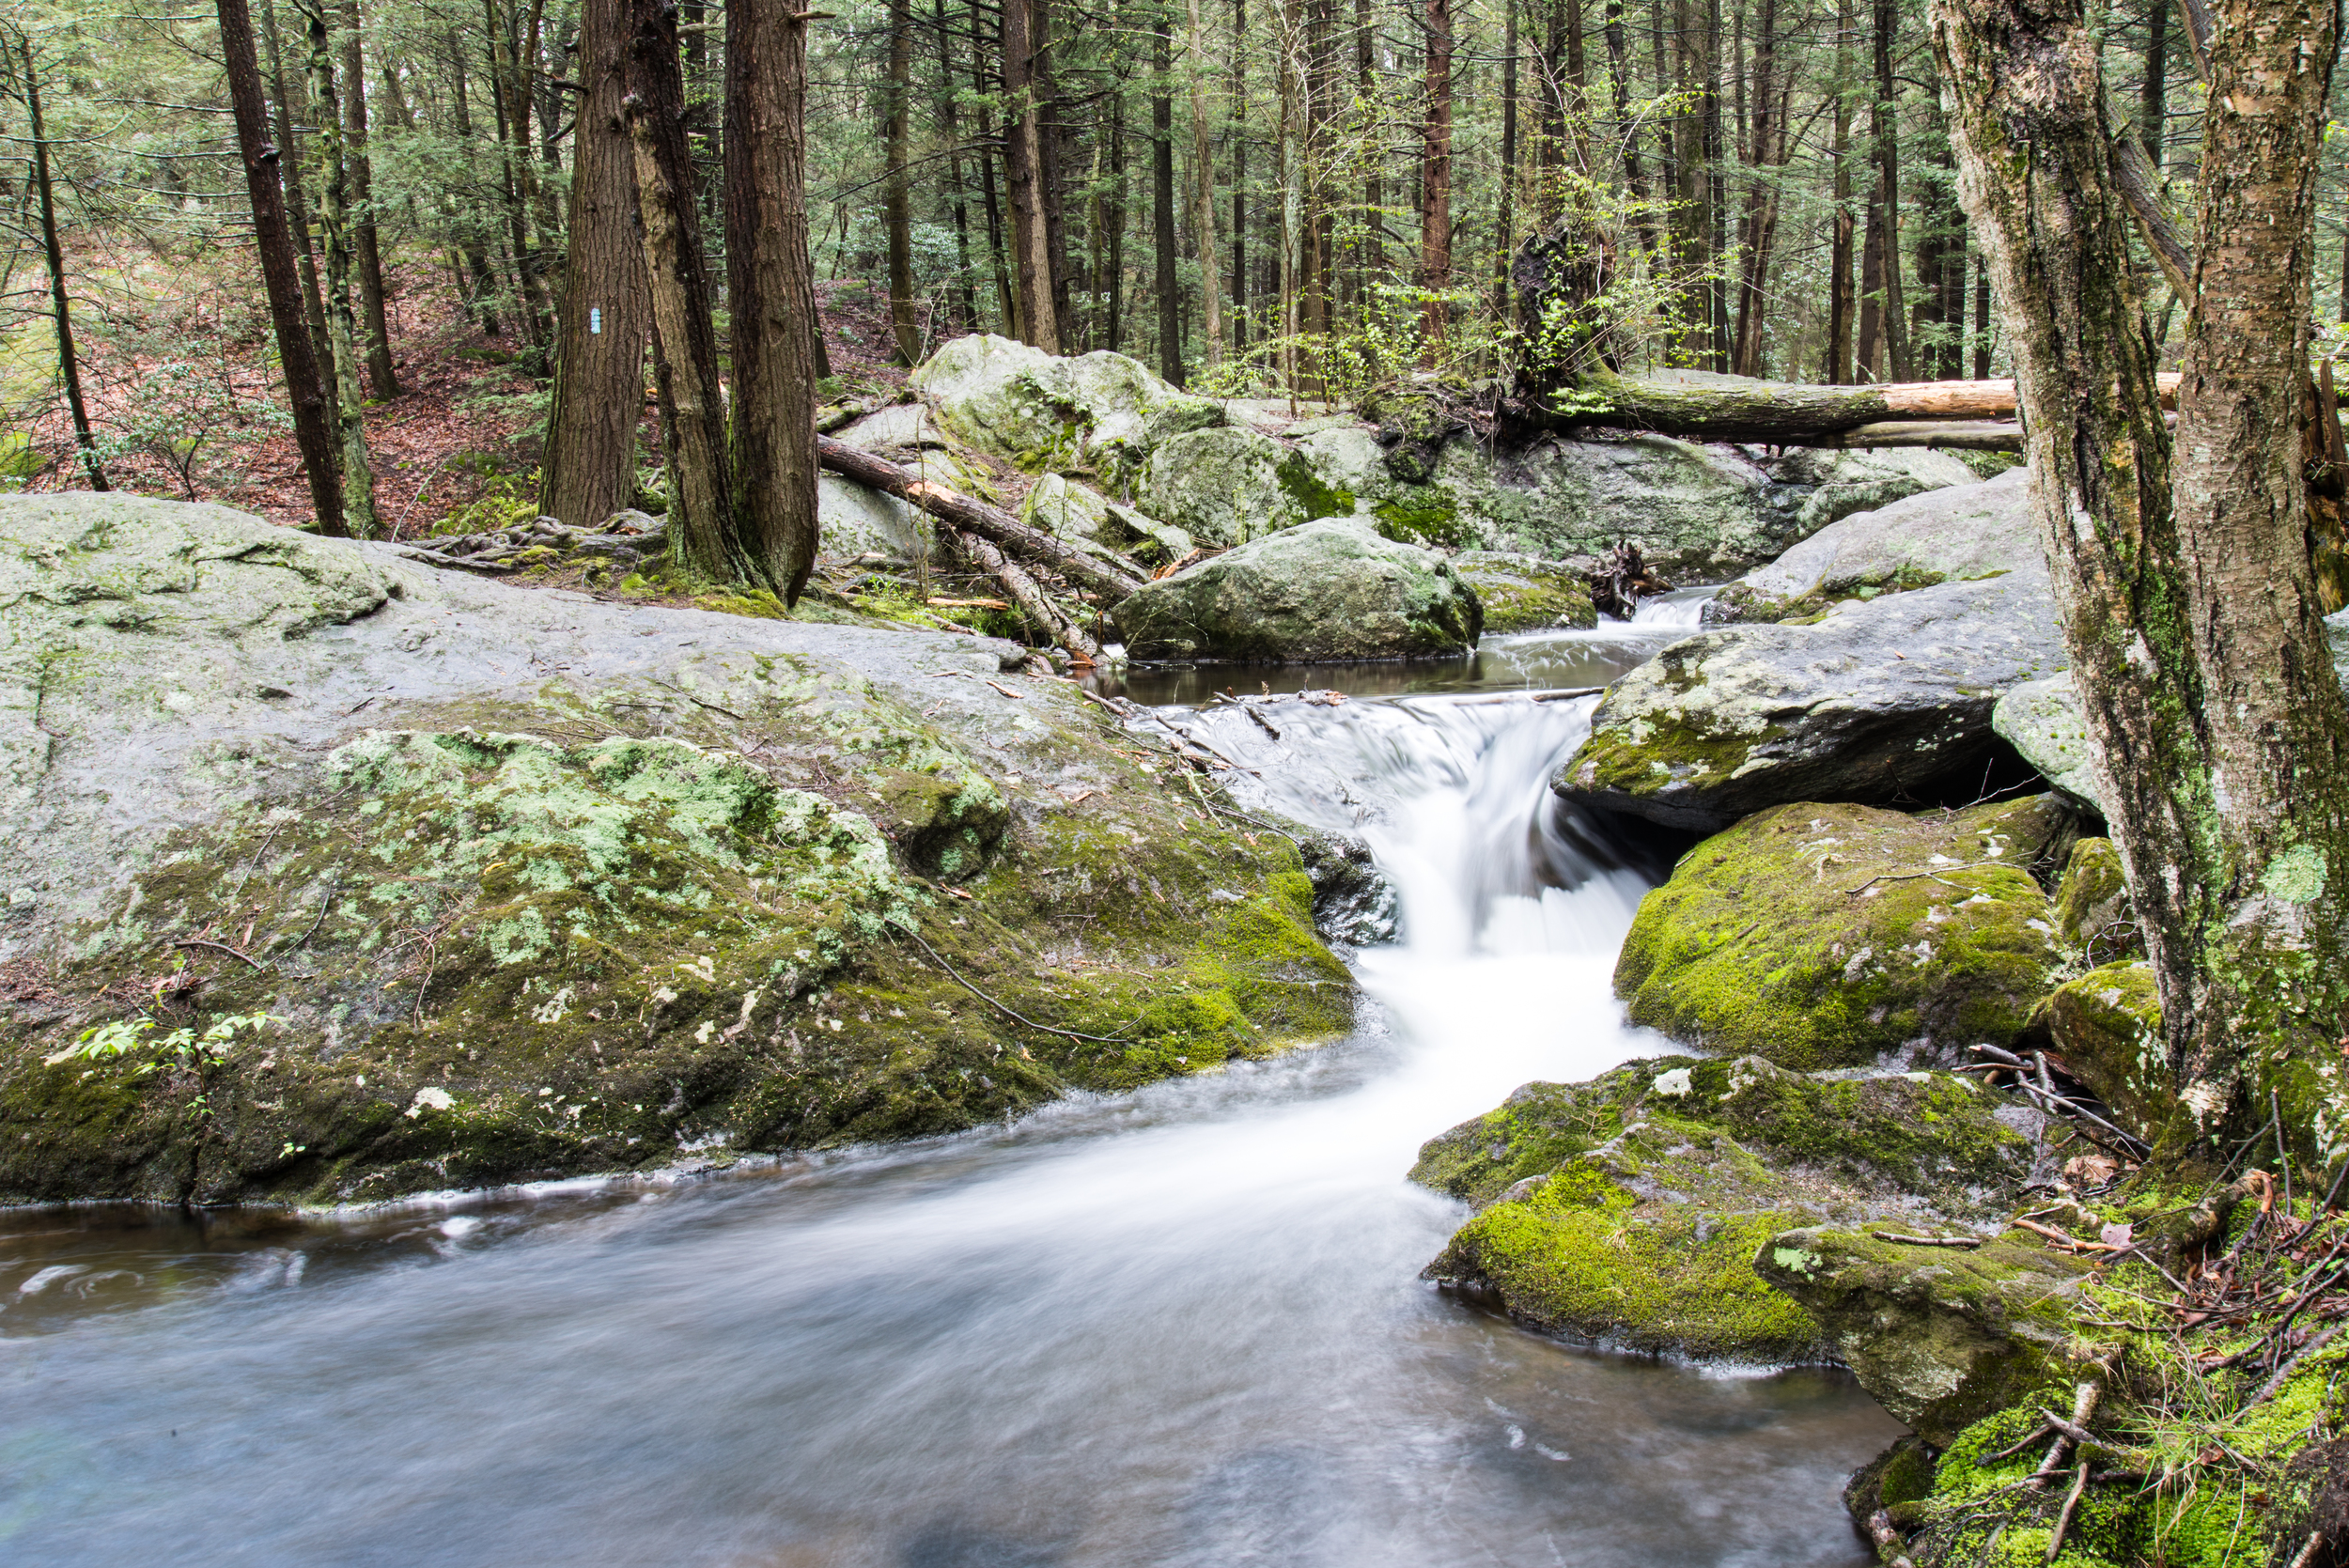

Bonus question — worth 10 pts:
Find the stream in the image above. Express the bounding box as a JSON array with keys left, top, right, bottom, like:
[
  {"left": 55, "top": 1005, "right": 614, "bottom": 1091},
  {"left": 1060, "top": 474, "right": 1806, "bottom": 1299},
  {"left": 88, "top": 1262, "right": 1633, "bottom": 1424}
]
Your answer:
[{"left": 0, "top": 599, "right": 1899, "bottom": 1567}]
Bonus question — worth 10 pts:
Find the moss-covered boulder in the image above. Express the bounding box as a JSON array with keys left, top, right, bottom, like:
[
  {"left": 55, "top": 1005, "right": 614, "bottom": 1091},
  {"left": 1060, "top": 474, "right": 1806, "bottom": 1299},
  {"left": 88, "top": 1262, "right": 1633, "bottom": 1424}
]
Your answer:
[
  {"left": 1413, "top": 1053, "right": 2037, "bottom": 1361},
  {"left": 1112, "top": 518, "right": 1483, "bottom": 662},
  {"left": 1613, "top": 797, "right": 2073, "bottom": 1070},
  {"left": 1553, "top": 565, "right": 2067, "bottom": 832},
  {"left": 1706, "top": 467, "right": 2033, "bottom": 625},
  {"left": 1753, "top": 1226, "right": 2093, "bottom": 1444},
  {"left": 0, "top": 493, "right": 1354, "bottom": 1205},
  {"left": 1137, "top": 426, "right": 1358, "bottom": 548},
  {"left": 1991, "top": 672, "right": 2105, "bottom": 816},
  {"left": 1448, "top": 551, "right": 1599, "bottom": 632},
  {"left": 2051, "top": 835, "right": 2138, "bottom": 960},
  {"left": 2046, "top": 961, "right": 2164, "bottom": 1141},
  {"left": 908, "top": 334, "right": 1225, "bottom": 484}
]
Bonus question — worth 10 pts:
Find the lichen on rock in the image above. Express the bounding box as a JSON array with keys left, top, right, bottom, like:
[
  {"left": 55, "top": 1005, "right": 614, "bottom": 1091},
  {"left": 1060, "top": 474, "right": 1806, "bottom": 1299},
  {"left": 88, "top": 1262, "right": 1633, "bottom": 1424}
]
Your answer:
[
  {"left": 1448, "top": 551, "right": 1599, "bottom": 632},
  {"left": 1612, "top": 797, "right": 2075, "bottom": 1070}
]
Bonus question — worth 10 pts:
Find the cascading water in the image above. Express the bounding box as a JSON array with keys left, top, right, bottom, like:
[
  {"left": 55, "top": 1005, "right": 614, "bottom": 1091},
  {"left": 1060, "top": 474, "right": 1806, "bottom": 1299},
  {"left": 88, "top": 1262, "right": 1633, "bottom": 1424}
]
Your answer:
[{"left": 0, "top": 629, "right": 1895, "bottom": 1568}]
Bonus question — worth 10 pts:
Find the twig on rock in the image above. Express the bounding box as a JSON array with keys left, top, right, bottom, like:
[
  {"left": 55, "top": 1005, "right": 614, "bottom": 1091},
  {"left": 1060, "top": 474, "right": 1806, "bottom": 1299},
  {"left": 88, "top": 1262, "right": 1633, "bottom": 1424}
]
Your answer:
[
  {"left": 171, "top": 938, "right": 267, "bottom": 970},
  {"left": 904, "top": 928, "right": 1134, "bottom": 1045},
  {"left": 2045, "top": 1459, "right": 2092, "bottom": 1561}
]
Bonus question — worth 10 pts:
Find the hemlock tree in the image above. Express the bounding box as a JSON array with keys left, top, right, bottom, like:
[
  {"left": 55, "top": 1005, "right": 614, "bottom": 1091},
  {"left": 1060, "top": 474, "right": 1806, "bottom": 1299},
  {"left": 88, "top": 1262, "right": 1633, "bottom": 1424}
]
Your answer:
[
  {"left": 540, "top": 0, "right": 651, "bottom": 533},
  {"left": 725, "top": 0, "right": 822, "bottom": 603},
  {"left": 1932, "top": 0, "right": 2349, "bottom": 1162}
]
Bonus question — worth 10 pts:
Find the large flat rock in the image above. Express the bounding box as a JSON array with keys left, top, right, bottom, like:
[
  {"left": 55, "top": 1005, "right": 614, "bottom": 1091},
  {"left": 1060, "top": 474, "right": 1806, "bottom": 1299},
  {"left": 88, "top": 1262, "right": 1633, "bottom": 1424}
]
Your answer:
[{"left": 0, "top": 493, "right": 1353, "bottom": 1205}]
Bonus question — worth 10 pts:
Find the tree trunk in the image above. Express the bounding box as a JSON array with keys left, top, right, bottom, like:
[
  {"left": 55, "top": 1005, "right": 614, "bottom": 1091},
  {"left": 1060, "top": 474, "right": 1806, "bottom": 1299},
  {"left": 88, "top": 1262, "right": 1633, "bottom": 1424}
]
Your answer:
[
  {"left": 1825, "top": 0, "right": 1854, "bottom": 382},
  {"left": 1972, "top": 251, "right": 1990, "bottom": 378},
  {"left": 1418, "top": 0, "right": 1454, "bottom": 356},
  {"left": 1932, "top": 0, "right": 2349, "bottom": 1157},
  {"left": 216, "top": 0, "right": 345, "bottom": 534},
  {"left": 540, "top": 0, "right": 649, "bottom": 533},
  {"left": 300, "top": 0, "right": 380, "bottom": 536},
  {"left": 1857, "top": 179, "right": 1884, "bottom": 378},
  {"left": 933, "top": 0, "right": 980, "bottom": 336},
  {"left": 1600, "top": 0, "right": 1656, "bottom": 259},
  {"left": 1353, "top": 0, "right": 1378, "bottom": 283},
  {"left": 623, "top": 0, "right": 741, "bottom": 583},
  {"left": 970, "top": 39, "right": 1016, "bottom": 336},
  {"left": 1151, "top": 9, "right": 1181, "bottom": 383},
  {"left": 726, "top": 0, "right": 820, "bottom": 602},
  {"left": 2141, "top": 0, "right": 2169, "bottom": 172},
  {"left": 1870, "top": 0, "right": 1907, "bottom": 379},
  {"left": 341, "top": 0, "right": 397, "bottom": 398},
  {"left": 1730, "top": 0, "right": 1779, "bottom": 377},
  {"left": 884, "top": 0, "right": 920, "bottom": 365},
  {"left": 1231, "top": 0, "right": 1247, "bottom": 347},
  {"left": 1003, "top": 0, "right": 1062, "bottom": 350},
  {"left": 19, "top": 37, "right": 106, "bottom": 493},
  {"left": 1495, "top": 0, "right": 1517, "bottom": 318},
  {"left": 259, "top": 0, "right": 331, "bottom": 359},
  {"left": 1185, "top": 0, "right": 1224, "bottom": 366}
]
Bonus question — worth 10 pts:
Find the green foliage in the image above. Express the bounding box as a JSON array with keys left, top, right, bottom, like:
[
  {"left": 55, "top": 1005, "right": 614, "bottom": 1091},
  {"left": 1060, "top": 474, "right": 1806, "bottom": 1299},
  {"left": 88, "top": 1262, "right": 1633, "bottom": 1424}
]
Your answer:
[{"left": 45, "top": 1010, "right": 278, "bottom": 1076}]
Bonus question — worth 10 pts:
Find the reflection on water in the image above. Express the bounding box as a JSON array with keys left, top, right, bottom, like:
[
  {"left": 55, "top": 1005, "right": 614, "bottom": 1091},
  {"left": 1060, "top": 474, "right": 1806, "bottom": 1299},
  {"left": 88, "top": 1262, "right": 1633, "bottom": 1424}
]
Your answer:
[{"left": 0, "top": 600, "right": 1893, "bottom": 1568}]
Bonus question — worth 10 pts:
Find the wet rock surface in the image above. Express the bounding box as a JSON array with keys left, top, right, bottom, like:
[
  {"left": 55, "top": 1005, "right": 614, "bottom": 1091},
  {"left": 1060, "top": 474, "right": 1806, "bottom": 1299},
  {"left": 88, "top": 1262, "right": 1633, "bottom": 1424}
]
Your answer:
[
  {"left": 1552, "top": 560, "right": 2065, "bottom": 832},
  {"left": 0, "top": 493, "right": 1354, "bottom": 1205},
  {"left": 1611, "top": 796, "right": 2076, "bottom": 1071},
  {"left": 1413, "top": 1053, "right": 2039, "bottom": 1362},
  {"left": 1447, "top": 551, "right": 1598, "bottom": 632},
  {"left": 1112, "top": 518, "right": 1484, "bottom": 663}
]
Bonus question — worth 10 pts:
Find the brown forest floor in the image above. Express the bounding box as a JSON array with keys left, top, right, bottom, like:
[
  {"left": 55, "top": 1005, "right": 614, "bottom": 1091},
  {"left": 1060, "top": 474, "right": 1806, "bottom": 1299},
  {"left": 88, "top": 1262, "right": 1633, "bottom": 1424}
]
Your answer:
[{"left": 15, "top": 252, "right": 914, "bottom": 535}]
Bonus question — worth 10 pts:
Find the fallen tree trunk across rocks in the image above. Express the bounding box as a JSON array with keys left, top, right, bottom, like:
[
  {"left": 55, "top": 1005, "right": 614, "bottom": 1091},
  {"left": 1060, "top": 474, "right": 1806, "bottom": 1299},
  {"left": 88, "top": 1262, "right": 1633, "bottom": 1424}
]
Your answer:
[{"left": 816, "top": 433, "right": 1148, "bottom": 605}]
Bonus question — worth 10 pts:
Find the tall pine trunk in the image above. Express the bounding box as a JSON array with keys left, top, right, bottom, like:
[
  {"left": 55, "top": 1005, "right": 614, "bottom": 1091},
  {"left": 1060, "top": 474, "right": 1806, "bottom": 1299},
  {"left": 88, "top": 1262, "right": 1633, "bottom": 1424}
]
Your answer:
[
  {"left": 541, "top": 0, "right": 650, "bottom": 532},
  {"left": 726, "top": 0, "right": 820, "bottom": 601},
  {"left": 342, "top": 0, "right": 397, "bottom": 397},
  {"left": 1869, "top": 0, "right": 1906, "bottom": 379},
  {"left": 1824, "top": 0, "right": 1854, "bottom": 382},
  {"left": 215, "top": 0, "right": 345, "bottom": 534},
  {"left": 300, "top": 0, "right": 379, "bottom": 536},
  {"left": 1185, "top": 0, "right": 1224, "bottom": 366},
  {"left": 1418, "top": 0, "right": 1454, "bottom": 357},
  {"left": 260, "top": 0, "right": 331, "bottom": 358},
  {"left": 1152, "top": 9, "right": 1181, "bottom": 383},
  {"left": 1932, "top": 0, "right": 2349, "bottom": 1157},
  {"left": 1003, "top": 0, "right": 1063, "bottom": 350},
  {"left": 623, "top": 0, "right": 740, "bottom": 582},
  {"left": 884, "top": 0, "right": 920, "bottom": 365}
]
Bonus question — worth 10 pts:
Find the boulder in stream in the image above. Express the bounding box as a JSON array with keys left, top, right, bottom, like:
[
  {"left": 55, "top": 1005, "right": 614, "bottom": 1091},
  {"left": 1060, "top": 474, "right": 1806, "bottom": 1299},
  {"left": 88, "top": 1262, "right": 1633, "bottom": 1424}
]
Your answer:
[
  {"left": 1413, "top": 1053, "right": 2037, "bottom": 1362},
  {"left": 1553, "top": 560, "right": 2064, "bottom": 833},
  {"left": 0, "top": 493, "right": 1354, "bottom": 1205},
  {"left": 1612, "top": 797, "right": 2074, "bottom": 1071},
  {"left": 1447, "top": 551, "right": 1598, "bottom": 633},
  {"left": 1112, "top": 518, "right": 1483, "bottom": 663}
]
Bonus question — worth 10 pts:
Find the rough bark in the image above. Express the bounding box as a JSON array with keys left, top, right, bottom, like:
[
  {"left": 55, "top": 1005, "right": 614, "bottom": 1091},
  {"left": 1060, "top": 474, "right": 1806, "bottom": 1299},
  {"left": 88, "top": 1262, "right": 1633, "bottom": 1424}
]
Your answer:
[
  {"left": 1152, "top": 9, "right": 1181, "bottom": 383},
  {"left": 299, "top": 0, "right": 379, "bottom": 536},
  {"left": 19, "top": 35, "right": 106, "bottom": 493},
  {"left": 623, "top": 0, "right": 741, "bottom": 584},
  {"left": 1869, "top": 0, "right": 1907, "bottom": 378},
  {"left": 725, "top": 0, "right": 821, "bottom": 602},
  {"left": 1418, "top": 0, "right": 1455, "bottom": 354},
  {"left": 1185, "top": 0, "right": 1224, "bottom": 366},
  {"left": 815, "top": 435, "right": 1148, "bottom": 604},
  {"left": 541, "top": 0, "right": 650, "bottom": 533},
  {"left": 1932, "top": 0, "right": 2349, "bottom": 1157},
  {"left": 342, "top": 0, "right": 397, "bottom": 398},
  {"left": 884, "top": 0, "right": 920, "bottom": 365},
  {"left": 259, "top": 0, "right": 331, "bottom": 359},
  {"left": 1003, "top": 0, "right": 1062, "bottom": 350},
  {"left": 932, "top": 0, "right": 980, "bottom": 335},
  {"left": 218, "top": 0, "right": 344, "bottom": 534},
  {"left": 1825, "top": 0, "right": 1855, "bottom": 381},
  {"left": 954, "top": 528, "right": 1102, "bottom": 664}
]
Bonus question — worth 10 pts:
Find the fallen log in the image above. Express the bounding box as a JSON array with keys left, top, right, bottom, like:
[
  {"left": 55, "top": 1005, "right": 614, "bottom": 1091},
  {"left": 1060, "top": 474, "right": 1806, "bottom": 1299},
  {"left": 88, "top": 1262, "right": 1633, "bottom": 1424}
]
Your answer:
[
  {"left": 949, "top": 526, "right": 1101, "bottom": 666},
  {"left": 1534, "top": 367, "right": 2182, "bottom": 447},
  {"left": 815, "top": 433, "right": 1147, "bottom": 604}
]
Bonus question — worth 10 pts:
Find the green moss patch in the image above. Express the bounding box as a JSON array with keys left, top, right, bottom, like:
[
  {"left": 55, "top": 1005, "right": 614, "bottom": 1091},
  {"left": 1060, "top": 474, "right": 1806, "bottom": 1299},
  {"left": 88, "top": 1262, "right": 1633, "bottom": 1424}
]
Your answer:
[
  {"left": 1413, "top": 1053, "right": 2033, "bottom": 1361},
  {"left": 1613, "top": 797, "right": 2074, "bottom": 1070}
]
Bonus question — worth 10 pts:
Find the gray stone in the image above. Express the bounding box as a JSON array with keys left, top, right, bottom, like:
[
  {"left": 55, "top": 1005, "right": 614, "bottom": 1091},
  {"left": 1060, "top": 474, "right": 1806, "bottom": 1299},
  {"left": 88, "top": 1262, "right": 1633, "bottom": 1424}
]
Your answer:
[
  {"left": 0, "top": 492, "right": 1354, "bottom": 1205},
  {"left": 1708, "top": 467, "right": 2034, "bottom": 623},
  {"left": 1136, "top": 426, "right": 1346, "bottom": 547},
  {"left": 817, "top": 473, "right": 928, "bottom": 564},
  {"left": 1763, "top": 445, "right": 1984, "bottom": 539},
  {"left": 1553, "top": 565, "right": 2067, "bottom": 831},
  {"left": 1019, "top": 473, "right": 1194, "bottom": 569},
  {"left": 832, "top": 401, "right": 955, "bottom": 456},
  {"left": 909, "top": 334, "right": 1225, "bottom": 483},
  {"left": 1449, "top": 551, "right": 1598, "bottom": 633},
  {"left": 1112, "top": 518, "right": 1482, "bottom": 662},
  {"left": 1993, "top": 606, "right": 2349, "bottom": 820}
]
